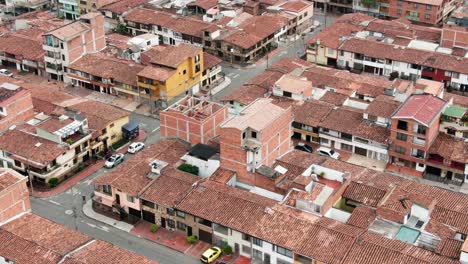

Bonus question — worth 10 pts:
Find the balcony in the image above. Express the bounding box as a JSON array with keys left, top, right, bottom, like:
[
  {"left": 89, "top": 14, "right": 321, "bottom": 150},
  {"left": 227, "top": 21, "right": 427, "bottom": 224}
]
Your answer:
[
  {"left": 427, "top": 155, "right": 465, "bottom": 172},
  {"left": 412, "top": 137, "right": 425, "bottom": 146}
]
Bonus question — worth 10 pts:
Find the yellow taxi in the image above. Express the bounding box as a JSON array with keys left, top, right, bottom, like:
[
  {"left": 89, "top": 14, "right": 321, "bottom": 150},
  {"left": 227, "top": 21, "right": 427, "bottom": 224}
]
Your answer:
[{"left": 200, "top": 246, "right": 222, "bottom": 263}]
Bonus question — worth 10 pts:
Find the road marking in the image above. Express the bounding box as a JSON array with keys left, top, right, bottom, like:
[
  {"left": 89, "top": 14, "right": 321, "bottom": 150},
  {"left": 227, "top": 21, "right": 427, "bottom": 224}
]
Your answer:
[
  {"left": 48, "top": 200, "right": 61, "bottom": 206},
  {"left": 232, "top": 74, "right": 240, "bottom": 79},
  {"left": 65, "top": 210, "right": 73, "bottom": 215},
  {"left": 86, "top": 223, "right": 97, "bottom": 228},
  {"left": 227, "top": 72, "right": 235, "bottom": 77},
  {"left": 99, "top": 225, "right": 110, "bottom": 232},
  {"left": 151, "top": 127, "right": 160, "bottom": 133}
]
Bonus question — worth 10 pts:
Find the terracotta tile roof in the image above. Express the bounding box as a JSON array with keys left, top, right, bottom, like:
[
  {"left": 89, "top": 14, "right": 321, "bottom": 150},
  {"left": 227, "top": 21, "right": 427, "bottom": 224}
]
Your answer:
[
  {"left": 186, "top": 0, "right": 217, "bottom": 10},
  {"left": 283, "top": 184, "right": 325, "bottom": 206},
  {"left": 100, "top": 0, "right": 148, "bottom": 14},
  {"left": 0, "top": 229, "right": 62, "bottom": 264},
  {"left": 0, "top": 169, "right": 23, "bottom": 192},
  {"left": 124, "top": 8, "right": 212, "bottom": 37},
  {"left": 1, "top": 213, "right": 91, "bottom": 255},
  {"left": 444, "top": 92, "right": 468, "bottom": 108},
  {"left": 69, "top": 100, "right": 128, "bottom": 132},
  {"left": 106, "top": 33, "right": 132, "bottom": 50},
  {"left": 93, "top": 140, "right": 189, "bottom": 195},
  {"left": 0, "top": 129, "right": 67, "bottom": 167},
  {"left": 203, "top": 52, "right": 222, "bottom": 69},
  {"left": 0, "top": 34, "right": 44, "bottom": 61},
  {"left": 140, "top": 168, "right": 199, "bottom": 208},
  {"left": 392, "top": 94, "right": 446, "bottom": 126},
  {"left": 307, "top": 23, "right": 364, "bottom": 48},
  {"left": 65, "top": 239, "right": 158, "bottom": 264},
  {"left": 436, "top": 238, "right": 463, "bottom": 259},
  {"left": 144, "top": 44, "right": 201, "bottom": 69},
  {"left": 320, "top": 91, "right": 348, "bottom": 106},
  {"left": 280, "top": 0, "right": 311, "bottom": 13},
  {"left": 346, "top": 206, "right": 376, "bottom": 229},
  {"left": 37, "top": 118, "right": 73, "bottom": 133},
  {"left": 68, "top": 54, "right": 144, "bottom": 86},
  {"left": 428, "top": 133, "right": 468, "bottom": 164},
  {"left": 137, "top": 66, "right": 175, "bottom": 82},
  {"left": 365, "top": 95, "right": 401, "bottom": 118},
  {"left": 292, "top": 100, "right": 333, "bottom": 127},
  {"left": 343, "top": 181, "right": 387, "bottom": 207},
  {"left": 209, "top": 167, "right": 236, "bottom": 184},
  {"left": 45, "top": 21, "right": 90, "bottom": 40},
  {"left": 221, "top": 84, "right": 267, "bottom": 105},
  {"left": 343, "top": 232, "right": 458, "bottom": 264}
]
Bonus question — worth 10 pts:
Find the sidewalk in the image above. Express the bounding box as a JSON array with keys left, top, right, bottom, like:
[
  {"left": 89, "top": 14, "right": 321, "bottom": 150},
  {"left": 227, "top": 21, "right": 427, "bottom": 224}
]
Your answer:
[
  {"left": 210, "top": 77, "right": 231, "bottom": 95},
  {"left": 82, "top": 199, "right": 134, "bottom": 232}
]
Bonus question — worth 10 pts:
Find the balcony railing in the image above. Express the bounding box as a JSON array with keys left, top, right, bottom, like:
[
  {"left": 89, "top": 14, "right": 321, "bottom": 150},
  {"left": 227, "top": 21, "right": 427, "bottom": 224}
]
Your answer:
[{"left": 412, "top": 137, "right": 425, "bottom": 145}]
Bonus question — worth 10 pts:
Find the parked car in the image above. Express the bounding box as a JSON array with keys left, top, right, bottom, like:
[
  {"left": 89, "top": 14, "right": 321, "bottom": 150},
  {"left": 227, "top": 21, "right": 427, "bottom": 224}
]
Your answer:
[
  {"left": 200, "top": 247, "right": 222, "bottom": 263},
  {"left": 0, "top": 69, "right": 13, "bottom": 77},
  {"left": 294, "top": 142, "right": 313, "bottom": 153},
  {"left": 317, "top": 147, "right": 340, "bottom": 159},
  {"left": 104, "top": 153, "right": 124, "bottom": 168},
  {"left": 127, "top": 142, "right": 145, "bottom": 154}
]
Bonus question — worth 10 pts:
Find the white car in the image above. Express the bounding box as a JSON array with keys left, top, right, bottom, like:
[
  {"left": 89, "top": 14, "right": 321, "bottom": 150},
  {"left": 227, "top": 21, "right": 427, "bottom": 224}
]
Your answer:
[
  {"left": 105, "top": 153, "right": 124, "bottom": 168},
  {"left": 127, "top": 142, "right": 145, "bottom": 154},
  {"left": 317, "top": 147, "right": 340, "bottom": 160},
  {"left": 0, "top": 69, "right": 13, "bottom": 77}
]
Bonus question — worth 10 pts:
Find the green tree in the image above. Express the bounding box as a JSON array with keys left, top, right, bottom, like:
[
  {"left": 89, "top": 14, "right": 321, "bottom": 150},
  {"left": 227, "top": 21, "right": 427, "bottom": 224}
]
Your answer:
[
  {"left": 178, "top": 164, "right": 199, "bottom": 175},
  {"left": 48, "top": 177, "right": 59, "bottom": 188},
  {"left": 361, "top": 0, "right": 376, "bottom": 7},
  {"left": 114, "top": 24, "right": 130, "bottom": 35}
]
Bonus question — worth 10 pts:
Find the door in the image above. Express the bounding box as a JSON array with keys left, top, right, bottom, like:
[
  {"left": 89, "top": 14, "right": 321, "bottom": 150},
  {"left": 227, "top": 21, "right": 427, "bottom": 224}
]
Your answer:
[
  {"left": 234, "top": 243, "right": 240, "bottom": 254},
  {"left": 263, "top": 253, "right": 270, "bottom": 264},
  {"left": 115, "top": 194, "right": 120, "bottom": 205},
  {"left": 198, "top": 229, "right": 212, "bottom": 244},
  {"left": 354, "top": 146, "right": 367, "bottom": 156},
  {"left": 161, "top": 217, "right": 166, "bottom": 228},
  {"left": 142, "top": 210, "right": 155, "bottom": 223},
  {"left": 306, "top": 135, "right": 311, "bottom": 142},
  {"left": 187, "top": 226, "right": 193, "bottom": 237}
]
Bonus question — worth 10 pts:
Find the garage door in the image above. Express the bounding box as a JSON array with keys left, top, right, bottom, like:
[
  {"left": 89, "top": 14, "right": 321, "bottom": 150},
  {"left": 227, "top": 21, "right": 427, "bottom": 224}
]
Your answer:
[
  {"left": 199, "top": 229, "right": 212, "bottom": 244},
  {"left": 128, "top": 208, "right": 141, "bottom": 218},
  {"left": 426, "top": 166, "right": 442, "bottom": 176},
  {"left": 354, "top": 147, "right": 367, "bottom": 156},
  {"left": 142, "top": 210, "right": 155, "bottom": 223}
]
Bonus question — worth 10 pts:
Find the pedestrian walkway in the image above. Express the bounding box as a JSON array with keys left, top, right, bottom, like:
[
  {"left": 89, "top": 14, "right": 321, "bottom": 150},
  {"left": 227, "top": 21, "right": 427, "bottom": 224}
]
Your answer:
[
  {"left": 82, "top": 199, "right": 134, "bottom": 232},
  {"left": 209, "top": 77, "right": 231, "bottom": 95}
]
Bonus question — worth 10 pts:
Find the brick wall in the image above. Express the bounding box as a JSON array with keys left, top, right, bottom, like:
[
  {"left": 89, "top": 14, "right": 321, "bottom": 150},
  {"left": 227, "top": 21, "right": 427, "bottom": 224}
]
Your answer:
[
  {"left": 0, "top": 171, "right": 30, "bottom": 224},
  {"left": 0, "top": 90, "right": 34, "bottom": 131}
]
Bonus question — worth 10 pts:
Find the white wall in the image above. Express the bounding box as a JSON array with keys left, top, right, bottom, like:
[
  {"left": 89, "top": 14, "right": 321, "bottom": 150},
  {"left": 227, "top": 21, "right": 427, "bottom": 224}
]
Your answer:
[
  {"left": 184, "top": 155, "right": 220, "bottom": 178},
  {"left": 411, "top": 204, "right": 429, "bottom": 221}
]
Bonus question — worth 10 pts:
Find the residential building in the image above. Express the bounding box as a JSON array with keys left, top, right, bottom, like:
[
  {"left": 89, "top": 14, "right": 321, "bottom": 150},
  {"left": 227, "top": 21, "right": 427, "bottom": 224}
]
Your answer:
[
  {"left": 59, "top": 0, "right": 80, "bottom": 20},
  {"left": 292, "top": 100, "right": 334, "bottom": 144},
  {"left": 123, "top": 8, "right": 211, "bottom": 46},
  {"left": 272, "top": 74, "right": 313, "bottom": 101},
  {"left": 0, "top": 113, "right": 92, "bottom": 185},
  {"left": 42, "top": 12, "right": 106, "bottom": 81},
  {"left": 92, "top": 140, "right": 189, "bottom": 222},
  {"left": 160, "top": 96, "right": 228, "bottom": 145},
  {"left": 440, "top": 25, "right": 468, "bottom": 49},
  {"left": 219, "top": 98, "right": 292, "bottom": 184},
  {"left": 66, "top": 53, "right": 144, "bottom": 97},
  {"left": 388, "top": 94, "right": 446, "bottom": 177},
  {"left": 0, "top": 82, "right": 34, "bottom": 131},
  {"left": 278, "top": 0, "right": 314, "bottom": 35},
  {"left": 0, "top": 167, "right": 158, "bottom": 264},
  {"left": 0, "top": 169, "right": 30, "bottom": 225},
  {"left": 446, "top": 1, "right": 468, "bottom": 27},
  {"left": 187, "top": 0, "right": 218, "bottom": 15},
  {"left": 138, "top": 45, "right": 204, "bottom": 106},
  {"left": 379, "top": 0, "right": 461, "bottom": 25},
  {"left": 439, "top": 104, "right": 468, "bottom": 139},
  {"left": 5, "top": 0, "right": 50, "bottom": 13},
  {"left": 306, "top": 14, "right": 468, "bottom": 92},
  {"left": 201, "top": 52, "right": 223, "bottom": 91},
  {"left": 0, "top": 32, "right": 45, "bottom": 75},
  {"left": 181, "top": 143, "right": 220, "bottom": 178},
  {"left": 79, "top": 0, "right": 117, "bottom": 14},
  {"left": 99, "top": 0, "right": 148, "bottom": 31}
]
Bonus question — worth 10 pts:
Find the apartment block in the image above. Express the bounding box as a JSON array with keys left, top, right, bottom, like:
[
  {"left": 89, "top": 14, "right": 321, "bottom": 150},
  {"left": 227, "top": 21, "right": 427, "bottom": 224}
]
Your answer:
[
  {"left": 0, "top": 82, "right": 34, "bottom": 132},
  {"left": 160, "top": 96, "right": 228, "bottom": 145},
  {"left": 59, "top": 0, "right": 80, "bottom": 20},
  {"left": 219, "top": 98, "right": 292, "bottom": 184},
  {"left": 42, "top": 13, "right": 106, "bottom": 81},
  {"left": 388, "top": 94, "right": 446, "bottom": 177}
]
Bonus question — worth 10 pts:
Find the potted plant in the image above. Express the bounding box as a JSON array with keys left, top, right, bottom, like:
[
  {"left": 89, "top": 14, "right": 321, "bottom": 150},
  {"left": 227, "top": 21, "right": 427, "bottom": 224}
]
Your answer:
[
  {"left": 149, "top": 224, "right": 158, "bottom": 233},
  {"left": 187, "top": 235, "right": 198, "bottom": 244}
]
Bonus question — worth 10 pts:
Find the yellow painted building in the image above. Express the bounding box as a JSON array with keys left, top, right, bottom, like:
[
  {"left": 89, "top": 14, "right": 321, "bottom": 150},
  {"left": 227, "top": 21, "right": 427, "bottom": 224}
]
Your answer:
[{"left": 137, "top": 44, "right": 204, "bottom": 107}]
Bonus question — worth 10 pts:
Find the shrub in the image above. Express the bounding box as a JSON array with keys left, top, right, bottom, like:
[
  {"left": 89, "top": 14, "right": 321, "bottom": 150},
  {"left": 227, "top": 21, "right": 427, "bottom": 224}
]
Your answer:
[
  {"left": 66, "top": 138, "right": 73, "bottom": 145},
  {"left": 223, "top": 245, "right": 233, "bottom": 255},
  {"left": 178, "top": 164, "right": 199, "bottom": 175},
  {"left": 48, "top": 177, "right": 59, "bottom": 188},
  {"left": 319, "top": 171, "right": 326, "bottom": 177},
  {"left": 149, "top": 224, "right": 158, "bottom": 233},
  {"left": 187, "top": 235, "right": 198, "bottom": 244}
]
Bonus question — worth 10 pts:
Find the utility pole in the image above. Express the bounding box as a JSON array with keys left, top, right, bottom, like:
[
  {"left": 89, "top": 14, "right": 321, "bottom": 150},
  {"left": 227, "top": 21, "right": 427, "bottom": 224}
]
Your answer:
[{"left": 324, "top": 2, "right": 328, "bottom": 28}]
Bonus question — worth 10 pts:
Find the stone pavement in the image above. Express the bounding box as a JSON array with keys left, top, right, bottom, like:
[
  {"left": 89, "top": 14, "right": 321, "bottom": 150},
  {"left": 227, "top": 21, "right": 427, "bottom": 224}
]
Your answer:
[{"left": 82, "top": 199, "right": 134, "bottom": 232}]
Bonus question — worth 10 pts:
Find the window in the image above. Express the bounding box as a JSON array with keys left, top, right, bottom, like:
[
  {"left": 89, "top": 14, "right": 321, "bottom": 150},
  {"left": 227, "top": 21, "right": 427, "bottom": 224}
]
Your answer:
[
  {"left": 276, "top": 245, "right": 293, "bottom": 258},
  {"left": 142, "top": 199, "right": 155, "bottom": 208},
  {"left": 397, "top": 9, "right": 402, "bottom": 15},
  {"left": 177, "top": 221, "right": 186, "bottom": 231},
  {"left": 102, "top": 128, "right": 107, "bottom": 134},
  {"left": 167, "top": 219, "right": 175, "bottom": 228},
  {"left": 242, "top": 245, "right": 251, "bottom": 254},
  {"left": 102, "top": 185, "right": 112, "bottom": 195},
  {"left": 395, "top": 145, "right": 406, "bottom": 154},
  {"left": 242, "top": 131, "right": 246, "bottom": 139},
  {"left": 242, "top": 233, "right": 251, "bottom": 241},
  {"left": 414, "top": 3, "right": 418, "bottom": 8},
  {"left": 396, "top": 132, "right": 407, "bottom": 141},
  {"left": 425, "top": 13, "right": 431, "bottom": 20},
  {"left": 127, "top": 195, "right": 135, "bottom": 203},
  {"left": 253, "top": 237, "right": 263, "bottom": 246},
  {"left": 195, "top": 64, "right": 200, "bottom": 73},
  {"left": 426, "top": 4, "right": 431, "bottom": 10},
  {"left": 283, "top": 91, "right": 292, "bottom": 97},
  {"left": 183, "top": 69, "right": 186, "bottom": 75},
  {"left": 60, "top": 43, "right": 64, "bottom": 49},
  {"left": 397, "top": 120, "right": 408, "bottom": 131},
  {"left": 251, "top": 131, "right": 257, "bottom": 138},
  {"left": 463, "top": 131, "right": 468, "bottom": 139},
  {"left": 327, "top": 48, "right": 334, "bottom": 55},
  {"left": 447, "top": 128, "right": 456, "bottom": 136},
  {"left": 416, "top": 126, "right": 426, "bottom": 135},
  {"left": 14, "top": 160, "right": 22, "bottom": 167},
  {"left": 195, "top": 54, "right": 201, "bottom": 63},
  {"left": 176, "top": 210, "right": 185, "bottom": 218},
  {"left": 452, "top": 72, "right": 460, "bottom": 79},
  {"left": 340, "top": 133, "right": 352, "bottom": 141},
  {"left": 397, "top": 0, "right": 402, "bottom": 5},
  {"left": 167, "top": 208, "right": 175, "bottom": 216},
  {"left": 62, "top": 54, "right": 65, "bottom": 61}
]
